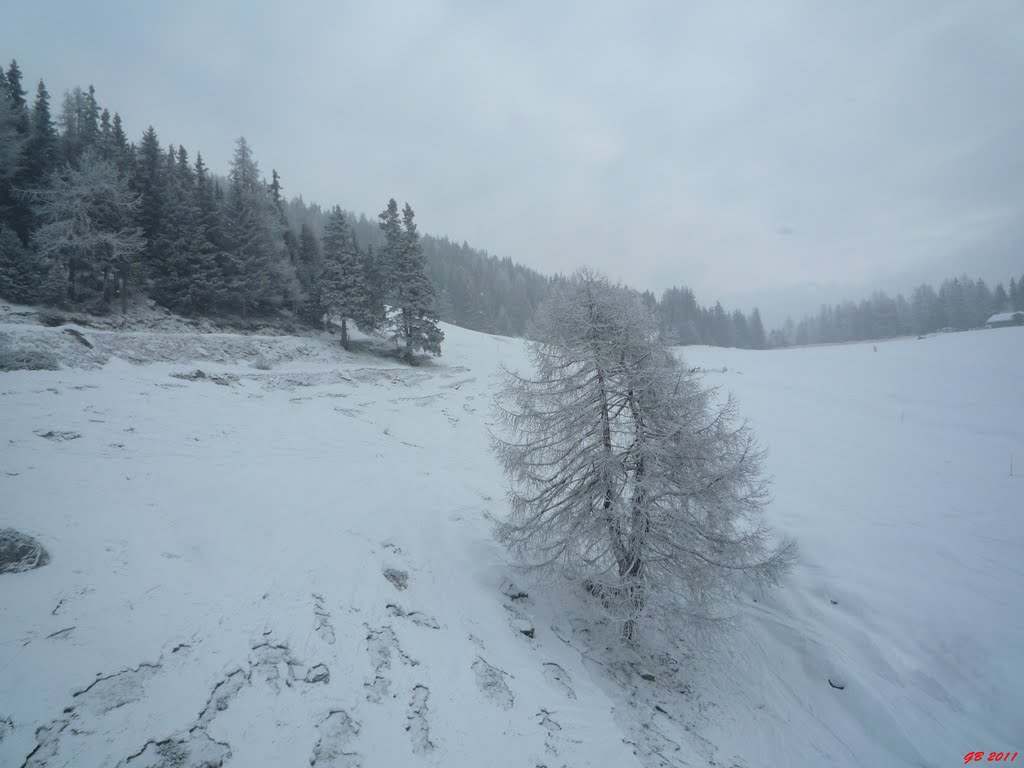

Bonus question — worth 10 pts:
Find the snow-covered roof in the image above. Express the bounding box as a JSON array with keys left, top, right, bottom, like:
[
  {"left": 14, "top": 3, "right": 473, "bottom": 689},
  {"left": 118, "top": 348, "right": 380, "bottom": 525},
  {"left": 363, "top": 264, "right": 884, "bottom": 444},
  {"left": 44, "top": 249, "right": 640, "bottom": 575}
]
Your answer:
[{"left": 986, "top": 311, "right": 1024, "bottom": 323}]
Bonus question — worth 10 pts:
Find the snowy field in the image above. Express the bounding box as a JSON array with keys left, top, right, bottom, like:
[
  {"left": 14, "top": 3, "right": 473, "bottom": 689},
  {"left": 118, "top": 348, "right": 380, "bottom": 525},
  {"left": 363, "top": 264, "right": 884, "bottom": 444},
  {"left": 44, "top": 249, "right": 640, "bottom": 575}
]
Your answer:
[{"left": 1, "top": 310, "right": 1021, "bottom": 767}]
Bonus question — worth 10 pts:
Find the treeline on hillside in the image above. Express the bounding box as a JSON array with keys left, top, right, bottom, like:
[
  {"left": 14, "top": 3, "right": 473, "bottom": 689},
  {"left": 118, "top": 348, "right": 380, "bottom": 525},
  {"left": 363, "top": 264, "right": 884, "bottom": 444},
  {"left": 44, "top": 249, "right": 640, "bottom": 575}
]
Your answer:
[
  {"left": 654, "top": 286, "right": 767, "bottom": 349},
  {"left": 769, "top": 274, "right": 1024, "bottom": 347},
  {"left": 0, "top": 59, "right": 769, "bottom": 348},
  {"left": 280, "top": 199, "right": 556, "bottom": 337},
  {"left": 0, "top": 60, "right": 444, "bottom": 361}
]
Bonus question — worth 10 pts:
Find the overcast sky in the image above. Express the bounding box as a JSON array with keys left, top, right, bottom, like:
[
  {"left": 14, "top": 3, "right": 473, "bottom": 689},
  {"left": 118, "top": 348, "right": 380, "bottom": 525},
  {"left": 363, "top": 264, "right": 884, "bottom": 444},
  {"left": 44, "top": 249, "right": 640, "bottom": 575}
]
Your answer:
[{"left": 4, "top": 1, "right": 1023, "bottom": 324}]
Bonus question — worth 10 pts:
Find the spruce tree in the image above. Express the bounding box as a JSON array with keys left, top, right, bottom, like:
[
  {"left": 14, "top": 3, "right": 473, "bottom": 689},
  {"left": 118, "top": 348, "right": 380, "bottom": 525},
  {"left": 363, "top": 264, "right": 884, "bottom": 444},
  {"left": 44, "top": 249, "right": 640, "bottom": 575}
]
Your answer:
[
  {"left": 320, "top": 206, "right": 366, "bottom": 349},
  {"left": 27, "top": 81, "right": 58, "bottom": 184},
  {"left": 296, "top": 221, "right": 323, "bottom": 320},
  {"left": 2, "top": 61, "right": 31, "bottom": 242},
  {"left": 0, "top": 71, "right": 27, "bottom": 238},
  {"left": 5, "top": 60, "right": 28, "bottom": 130},
  {"left": 152, "top": 145, "right": 222, "bottom": 313},
  {"left": 81, "top": 85, "right": 100, "bottom": 151},
  {"left": 378, "top": 200, "right": 443, "bottom": 362},
  {"left": 0, "top": 222, "right": 58, "bottom": 304},
  {"left": 135, "top": 126, "right": 165, "bottom": 277},
  {"left": 360, "top": 243, "right": 386, "bottom": 332},
  {"left": 223, "top": 136, "right": 279, "bottom": 318},
  {"left": 58, "top": 87, "right": 89, "bottom": 165},
  {"left": 110, "top": 113, "right": 132, "bottom": 174},
  {"left": 749, "top": 307, "right": 767, "bottom": 349}
]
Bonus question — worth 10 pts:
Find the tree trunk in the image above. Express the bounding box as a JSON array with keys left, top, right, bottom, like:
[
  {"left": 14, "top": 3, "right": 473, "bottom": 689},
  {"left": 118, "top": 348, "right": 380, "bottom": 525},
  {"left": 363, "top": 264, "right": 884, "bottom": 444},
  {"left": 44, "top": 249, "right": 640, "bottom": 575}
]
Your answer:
[
  {"left": 622, "top": 389, "right": 650, "bottom": 642},
  {"left": 120, "top": 275, "right": 128, "bottom": 314},
  {"left": 67, "top": 258, "right": 76, "bottom": 302},
  {"left": 341, "top": 317, "right": 349, "bottom": 350}
]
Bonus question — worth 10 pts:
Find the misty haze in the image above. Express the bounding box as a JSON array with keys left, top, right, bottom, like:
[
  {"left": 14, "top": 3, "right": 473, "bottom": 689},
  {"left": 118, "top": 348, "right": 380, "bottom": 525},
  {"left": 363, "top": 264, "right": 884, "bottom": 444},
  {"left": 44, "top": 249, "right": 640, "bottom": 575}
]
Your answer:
[{"left": 1, "top": 3, "right": 1021, "bottom": 767}]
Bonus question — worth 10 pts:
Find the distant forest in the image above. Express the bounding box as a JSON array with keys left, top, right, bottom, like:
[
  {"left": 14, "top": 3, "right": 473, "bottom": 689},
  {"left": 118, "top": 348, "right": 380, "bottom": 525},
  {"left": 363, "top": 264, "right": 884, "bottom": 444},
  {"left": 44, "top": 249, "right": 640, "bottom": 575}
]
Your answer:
[
  {"left": 1, "top": 60, "right": 1019, "bottom": 351},
  {"left": 770, "top": 275, "right": 1024, "bottom": 347}
]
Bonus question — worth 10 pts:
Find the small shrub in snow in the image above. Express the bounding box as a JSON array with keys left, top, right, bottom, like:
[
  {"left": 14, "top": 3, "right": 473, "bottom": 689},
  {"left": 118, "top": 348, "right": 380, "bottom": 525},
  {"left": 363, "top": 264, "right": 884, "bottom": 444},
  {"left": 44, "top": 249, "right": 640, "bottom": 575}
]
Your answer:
[
  {"left": 37, "top": 309, "right": 66, "bottom": 327},
  {"left": 0, "top": 337, "right": 59, "bottom": 371}
]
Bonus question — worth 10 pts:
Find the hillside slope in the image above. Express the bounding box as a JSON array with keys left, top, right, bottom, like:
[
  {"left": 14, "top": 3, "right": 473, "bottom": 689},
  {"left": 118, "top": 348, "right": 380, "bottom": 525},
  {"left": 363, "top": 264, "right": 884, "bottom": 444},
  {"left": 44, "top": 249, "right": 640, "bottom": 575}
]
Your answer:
[{"left": 1, "top": 313, "right": 1020, "bottom": 767}]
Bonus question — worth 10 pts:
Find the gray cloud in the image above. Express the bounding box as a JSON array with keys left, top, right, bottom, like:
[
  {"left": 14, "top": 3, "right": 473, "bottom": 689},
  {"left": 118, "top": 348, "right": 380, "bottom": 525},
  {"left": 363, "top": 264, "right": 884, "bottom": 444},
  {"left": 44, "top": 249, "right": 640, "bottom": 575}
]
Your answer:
[{"left": 4, "top": 1, "right": 1022, "bottom": 315}]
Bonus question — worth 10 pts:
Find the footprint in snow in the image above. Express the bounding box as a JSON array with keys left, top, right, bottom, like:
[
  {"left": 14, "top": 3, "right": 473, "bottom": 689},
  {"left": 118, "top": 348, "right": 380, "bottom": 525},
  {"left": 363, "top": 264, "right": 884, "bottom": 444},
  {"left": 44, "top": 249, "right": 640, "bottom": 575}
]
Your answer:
[{"left": 382, "top": 567, "right": 409, "bottom": 591}]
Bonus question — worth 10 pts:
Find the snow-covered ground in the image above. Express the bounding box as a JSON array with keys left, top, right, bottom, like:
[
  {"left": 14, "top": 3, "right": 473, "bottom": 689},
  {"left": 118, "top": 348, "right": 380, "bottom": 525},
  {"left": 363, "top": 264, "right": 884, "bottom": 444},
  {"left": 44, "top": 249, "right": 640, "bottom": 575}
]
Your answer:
[{"left": 1, "top": 310, "right": 1020, "bottom": 767}]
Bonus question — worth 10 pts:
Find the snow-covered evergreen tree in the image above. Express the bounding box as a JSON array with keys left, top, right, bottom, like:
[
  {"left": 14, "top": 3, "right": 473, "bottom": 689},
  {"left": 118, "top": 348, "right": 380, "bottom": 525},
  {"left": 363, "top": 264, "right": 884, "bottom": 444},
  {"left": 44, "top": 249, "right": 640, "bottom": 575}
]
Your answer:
[
  {"left": 295, "top": 221, "right": 323, "bottom": 321},
  {"left": 151, "top": 145, "right": 223, "bottom": 313},
  {"left": 222, "top": 137, "right": 280, "bottom": 319},
  {"left": 378, "top": 199, "right": 443, "bottom": 362},
  {"left": 320, "top": 206, "right": 366, "bottom": 350},
  {"left": 360, "top": 243, "right": 386, "bottom": 333},
  {"left": 27, "top": 80, "right": 58, "bottom": 186}
]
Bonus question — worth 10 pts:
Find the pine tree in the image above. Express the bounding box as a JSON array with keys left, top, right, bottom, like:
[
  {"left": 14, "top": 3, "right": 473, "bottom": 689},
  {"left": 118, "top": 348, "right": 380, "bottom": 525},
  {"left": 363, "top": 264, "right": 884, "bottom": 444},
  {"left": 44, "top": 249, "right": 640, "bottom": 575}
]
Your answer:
[
  {"left": 296, "top": 221, "right": 323, "bottom": 320},
  {"left": 135, "top": 126, "right": 165, "bottom": 277},
  {"left": 360, "top": 243, "right": 386, "bottom": 332},
  {"left": 152, "top": 145, "right": 198, "bottom": 310},
  {"left": 732, "top": 309, "right": 749, "bottom": 348},
  {"left": 27, "top": 80, "right": 58, "bottom": 184},
  {"left": 378, "top": 201, "right": 443, "bottom": 362},
  {"left": 749, "top": 307, "right": 767, "bottom": 349},
  {"left": 1, "top": 61, "right": 32, "bottom": 242},
  {"left": 223, "top": 136, "right": 279, "bottom": 318},
  {"left": 265, "top": 168, "right": 300, "bottom": 311},
  {"left": 320, "top": 207, "right": 367, "bottom": 349},
  {"left": 0, "top": 222, "right": 58, "bottom": 303},
  {"left": 110, "top": 113, "right": 132, "bottom": 174},
  {"left": 5, "top": 60, "right": 28, "bottom": 131},
  {"left": 377, "top": 197, "right": 403, "bottom": 294},
  {"left": 0, "top": 72, "right": 28, "bottom": 238},
  {"left": 58, "top": 87, "right": 90, "bottom": 165},
  {"left": 81, "top": 85, "right": 100, "bottom": 151}
]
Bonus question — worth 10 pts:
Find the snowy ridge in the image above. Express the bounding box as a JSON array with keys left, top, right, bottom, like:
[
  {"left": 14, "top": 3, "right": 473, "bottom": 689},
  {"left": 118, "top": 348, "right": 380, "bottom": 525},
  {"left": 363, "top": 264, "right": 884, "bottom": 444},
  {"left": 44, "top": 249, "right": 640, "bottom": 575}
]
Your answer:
[{"left": 1, "top": 309, "right": 1021, "bottom": 767}]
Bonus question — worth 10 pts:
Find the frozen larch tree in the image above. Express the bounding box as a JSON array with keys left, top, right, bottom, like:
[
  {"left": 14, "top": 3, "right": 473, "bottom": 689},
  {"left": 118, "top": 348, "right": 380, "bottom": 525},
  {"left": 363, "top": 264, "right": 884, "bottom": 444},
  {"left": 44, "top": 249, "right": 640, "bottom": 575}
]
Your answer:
[
  {"left": 492, "top": 269, "right": 795, "bottom": 640},
  {"left": 31, "top": 151, "right": 143, "bottom": 309}
]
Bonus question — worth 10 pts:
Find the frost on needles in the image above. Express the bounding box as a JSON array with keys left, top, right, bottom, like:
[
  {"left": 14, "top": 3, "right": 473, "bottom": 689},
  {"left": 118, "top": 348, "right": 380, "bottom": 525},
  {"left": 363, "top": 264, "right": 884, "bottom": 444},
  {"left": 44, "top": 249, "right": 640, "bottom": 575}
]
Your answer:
[{"left": 491, "top": 269, "right": 796, "bottom": 641}]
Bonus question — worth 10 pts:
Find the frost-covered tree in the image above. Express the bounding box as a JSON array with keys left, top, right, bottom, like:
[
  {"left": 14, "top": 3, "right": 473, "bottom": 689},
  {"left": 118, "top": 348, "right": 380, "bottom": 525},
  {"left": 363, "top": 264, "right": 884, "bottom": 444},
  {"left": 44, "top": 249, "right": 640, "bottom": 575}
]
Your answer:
[
  {"left": 360, "top": 243, "right": 386, "bottom": 332},
  {"left": 0, "top": 79, "right": 27, "bottom": 229},
  {"left": 134, "top": 125, "right": 165, "bottom": 275},
  {"left": 492, "top": 270, "right": 795, "bottom": 640},
  {"left": 295, "top": 221, "right": 323, "bottom": 320},
  {"left": 151, "top": 145, "right": 223, "bottom": 313},
  {"left": 223, "top": 137, "right": 281, "bottom": 318},
  {"left": 27, "top": 81, "right": 58, "bottom": 186},
  {"left": 320, "top": 206, "right": 367, "bottom": 349},
  {"left": 31, "top": 151, "right": 144, "bottom": 309},
  {"left": 0, "top": 223, "right": 57, "bottom": 303},
  {"left": 378, "top": 199, "right": 443, "bottom": 363}
]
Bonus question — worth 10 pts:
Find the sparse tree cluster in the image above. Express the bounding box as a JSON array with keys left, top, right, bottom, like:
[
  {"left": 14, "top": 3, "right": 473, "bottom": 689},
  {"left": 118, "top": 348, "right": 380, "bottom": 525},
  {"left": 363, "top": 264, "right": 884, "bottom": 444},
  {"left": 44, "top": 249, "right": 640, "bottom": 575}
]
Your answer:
[{"left": 492, "top": 271, "right": 795, "bottom": 640}]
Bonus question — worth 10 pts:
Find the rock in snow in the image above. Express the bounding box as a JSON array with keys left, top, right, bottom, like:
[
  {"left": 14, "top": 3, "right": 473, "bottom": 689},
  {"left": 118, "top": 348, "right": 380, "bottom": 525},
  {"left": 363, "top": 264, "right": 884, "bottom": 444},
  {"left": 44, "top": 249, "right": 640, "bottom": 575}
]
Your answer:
[{"left": 0, "top": 529, "right": 50, "bottom": 574}]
